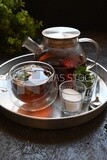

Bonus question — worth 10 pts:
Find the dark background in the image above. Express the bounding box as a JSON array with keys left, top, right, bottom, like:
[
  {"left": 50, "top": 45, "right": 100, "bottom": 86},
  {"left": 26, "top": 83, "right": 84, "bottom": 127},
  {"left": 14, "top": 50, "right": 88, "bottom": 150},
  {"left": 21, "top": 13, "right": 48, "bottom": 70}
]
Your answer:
[{"left": 24, "top": 0, "right": 107, "bottom": 31}]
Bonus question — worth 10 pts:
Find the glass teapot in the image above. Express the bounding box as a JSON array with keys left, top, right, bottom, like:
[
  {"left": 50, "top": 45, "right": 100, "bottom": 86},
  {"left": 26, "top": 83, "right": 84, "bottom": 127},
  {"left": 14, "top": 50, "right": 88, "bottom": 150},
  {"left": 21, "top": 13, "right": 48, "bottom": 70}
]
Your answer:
[{"left": 22, "top": 27, "right": 100, "bottom": 83}]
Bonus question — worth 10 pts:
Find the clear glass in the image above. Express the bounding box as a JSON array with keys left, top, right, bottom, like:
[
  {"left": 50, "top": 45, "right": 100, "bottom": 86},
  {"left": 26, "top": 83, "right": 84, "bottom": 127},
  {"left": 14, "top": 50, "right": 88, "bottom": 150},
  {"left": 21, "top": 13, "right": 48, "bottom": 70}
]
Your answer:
[
  {"left": 59, "top": 80, "right": 86, "bottom": 115},
  {"left": 7, "top": 61, "right": 58, "bottom": 111},
  {"left": 74, "top": 70, "right": 97, "bottom": 111}
]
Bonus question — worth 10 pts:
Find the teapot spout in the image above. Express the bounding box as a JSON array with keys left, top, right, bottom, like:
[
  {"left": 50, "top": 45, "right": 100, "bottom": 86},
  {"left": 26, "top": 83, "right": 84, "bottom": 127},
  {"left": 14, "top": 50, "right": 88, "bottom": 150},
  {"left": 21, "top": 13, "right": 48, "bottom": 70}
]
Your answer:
[{"left": 22, "top": 37, "right": 42, "bottom": 56}]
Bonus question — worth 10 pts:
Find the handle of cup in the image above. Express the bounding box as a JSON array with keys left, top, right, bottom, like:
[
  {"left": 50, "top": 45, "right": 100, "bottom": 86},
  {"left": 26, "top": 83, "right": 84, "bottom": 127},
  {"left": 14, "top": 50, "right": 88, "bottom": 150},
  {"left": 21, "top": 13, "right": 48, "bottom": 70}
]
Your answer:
[
  {"left": 79, "top": 38, "right": 101, "bottom": 69},
  {"left": 0, "top": 75, "right": 8, "bottom": 92}
]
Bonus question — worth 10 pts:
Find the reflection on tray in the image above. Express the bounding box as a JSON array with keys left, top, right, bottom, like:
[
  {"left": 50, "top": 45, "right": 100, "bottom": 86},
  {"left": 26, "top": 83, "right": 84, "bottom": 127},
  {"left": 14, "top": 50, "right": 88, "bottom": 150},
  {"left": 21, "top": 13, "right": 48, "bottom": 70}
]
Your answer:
[{"left": 18, "top": 105, "right": 53, "bottom": 118}]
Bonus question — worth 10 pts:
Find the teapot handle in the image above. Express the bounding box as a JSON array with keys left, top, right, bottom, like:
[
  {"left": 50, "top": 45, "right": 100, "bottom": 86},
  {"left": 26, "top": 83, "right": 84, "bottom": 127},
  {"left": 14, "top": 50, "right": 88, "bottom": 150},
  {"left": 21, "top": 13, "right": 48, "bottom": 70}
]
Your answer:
[{"left": 79, "top": 38, "right": 100, "bottom": 69}]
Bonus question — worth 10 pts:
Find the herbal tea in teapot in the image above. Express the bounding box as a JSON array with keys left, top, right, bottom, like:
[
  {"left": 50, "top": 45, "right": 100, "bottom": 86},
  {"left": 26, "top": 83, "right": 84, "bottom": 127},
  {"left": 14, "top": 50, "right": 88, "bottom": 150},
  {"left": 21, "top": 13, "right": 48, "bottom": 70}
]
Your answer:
[{"left": 22, "top": 27, "right": 100, "bottom": 83}]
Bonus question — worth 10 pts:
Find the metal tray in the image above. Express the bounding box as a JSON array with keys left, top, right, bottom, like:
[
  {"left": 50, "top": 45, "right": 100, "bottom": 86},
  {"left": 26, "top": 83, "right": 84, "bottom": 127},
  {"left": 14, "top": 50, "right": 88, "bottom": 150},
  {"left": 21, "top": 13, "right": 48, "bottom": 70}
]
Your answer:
[{"left": 0, "top": 53, "right": 107, "bottom": 129}]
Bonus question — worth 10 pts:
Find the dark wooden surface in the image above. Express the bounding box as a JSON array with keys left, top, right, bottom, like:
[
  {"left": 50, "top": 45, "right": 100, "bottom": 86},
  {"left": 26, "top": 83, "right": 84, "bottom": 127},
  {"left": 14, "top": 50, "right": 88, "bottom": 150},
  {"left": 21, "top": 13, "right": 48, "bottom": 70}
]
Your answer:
[{"left": 0, "top": 32, "right": 107, "bottom": 160}]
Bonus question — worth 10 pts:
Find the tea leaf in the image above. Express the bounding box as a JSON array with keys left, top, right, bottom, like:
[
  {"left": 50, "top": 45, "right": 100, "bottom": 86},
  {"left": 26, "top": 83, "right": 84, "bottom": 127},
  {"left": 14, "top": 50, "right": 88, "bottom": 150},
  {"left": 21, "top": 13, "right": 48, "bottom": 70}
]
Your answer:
[
  {"left": 17, "top": 71, "right": 30, "bottom": 81},
  {"left": 74, "top": 65, "right": 95, "bottom": 88}
]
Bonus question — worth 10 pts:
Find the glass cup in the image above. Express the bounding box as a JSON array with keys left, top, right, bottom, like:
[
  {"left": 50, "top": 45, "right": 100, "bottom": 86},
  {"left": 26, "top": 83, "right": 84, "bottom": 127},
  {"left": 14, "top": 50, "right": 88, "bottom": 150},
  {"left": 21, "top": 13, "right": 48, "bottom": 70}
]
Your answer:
[
  {"left": 74, "top": 70, "right": 97, "bottom": 111},
  {"left": 59, "top": 80, "right": 86, "bottom": 115},
  {"left": 1, "top": 61, "right": 58, "bottom": 111}
]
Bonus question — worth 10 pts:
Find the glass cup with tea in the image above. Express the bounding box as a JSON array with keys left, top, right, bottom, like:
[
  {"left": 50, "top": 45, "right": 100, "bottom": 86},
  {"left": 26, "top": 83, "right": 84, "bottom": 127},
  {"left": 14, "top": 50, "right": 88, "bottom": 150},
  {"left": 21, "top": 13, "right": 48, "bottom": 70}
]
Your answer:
[{"left": 1, "top": 61, "right": 58, "bottom": 111}]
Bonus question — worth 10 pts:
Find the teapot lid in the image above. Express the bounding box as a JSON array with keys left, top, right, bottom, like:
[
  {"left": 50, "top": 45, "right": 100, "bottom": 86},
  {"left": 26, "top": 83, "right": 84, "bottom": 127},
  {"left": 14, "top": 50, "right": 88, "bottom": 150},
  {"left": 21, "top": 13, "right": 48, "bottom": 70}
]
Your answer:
[{"left": 42, "top": 27, "right": 80, "bottom": 39}]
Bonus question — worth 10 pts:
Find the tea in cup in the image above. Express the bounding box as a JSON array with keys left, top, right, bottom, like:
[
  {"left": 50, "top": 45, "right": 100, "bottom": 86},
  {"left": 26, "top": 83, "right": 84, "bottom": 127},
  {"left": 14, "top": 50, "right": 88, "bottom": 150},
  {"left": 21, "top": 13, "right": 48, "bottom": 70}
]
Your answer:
[{"left": 7, "top": 61, "right": 58, "bottom": 111}]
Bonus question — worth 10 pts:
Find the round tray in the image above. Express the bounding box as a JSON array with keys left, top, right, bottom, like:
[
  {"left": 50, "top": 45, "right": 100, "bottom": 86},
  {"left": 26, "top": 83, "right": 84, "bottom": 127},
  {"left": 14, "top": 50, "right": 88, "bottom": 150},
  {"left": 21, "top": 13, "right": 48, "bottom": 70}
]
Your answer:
[{"left": 0, "top": 53, "right": 107, "bottom": 129}]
